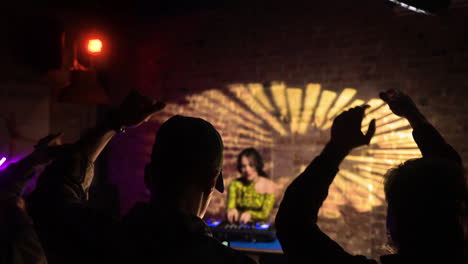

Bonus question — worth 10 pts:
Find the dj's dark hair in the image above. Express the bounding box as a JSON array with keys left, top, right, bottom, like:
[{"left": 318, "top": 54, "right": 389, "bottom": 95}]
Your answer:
[{"left": 237, "top": 148, "right": 268, "bottom": 178}]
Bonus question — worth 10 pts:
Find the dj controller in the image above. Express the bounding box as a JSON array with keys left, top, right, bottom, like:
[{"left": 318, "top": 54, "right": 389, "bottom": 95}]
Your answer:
[{"left": 206, "top": 219, "right": 277, "bottom": 242}]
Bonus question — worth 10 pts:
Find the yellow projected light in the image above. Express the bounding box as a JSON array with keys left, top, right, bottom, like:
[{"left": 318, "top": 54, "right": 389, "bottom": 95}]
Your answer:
[
  {"left": 314, "top": 90, "right": 337, "bottom": 127},
  {"left": 230, "top": 84, "right": 288, "bottom": 136},
  {"left": 325, "top": 88, "right": 357, "bottom": 123},
  {"left": 287, "top": 88, "right": 303, "bottom": 134},
  {"left": 248, "top": 83, "right": 275, "bottom": 112},
  {"left": 153, "top": 82, "right": 421, "bottom": 219},
  {"left": 298, "top": 84, "right": 321, "bottom": 134},
  {"left": 321, "top": 89, "right": 359, "bottom": 130},
  {"left": 271, "top": 82, "right": 288, "bottom": 120}
]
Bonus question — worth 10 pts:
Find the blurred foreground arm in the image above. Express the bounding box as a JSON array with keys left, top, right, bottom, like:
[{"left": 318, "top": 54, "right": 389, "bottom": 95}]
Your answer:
[{"left": 0, "top": 133, "right": 62, "bottom": 264}]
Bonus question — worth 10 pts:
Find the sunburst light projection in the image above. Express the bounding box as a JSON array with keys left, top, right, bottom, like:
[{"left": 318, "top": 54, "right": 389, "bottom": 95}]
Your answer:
[{"left": 150, "top": 82, "right": 421, "bottom": 220}]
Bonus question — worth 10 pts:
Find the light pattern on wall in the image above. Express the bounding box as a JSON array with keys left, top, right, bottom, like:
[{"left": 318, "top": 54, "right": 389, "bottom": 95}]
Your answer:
[{"left": 151, "top": 82, "right": 421, "bottom": 219}]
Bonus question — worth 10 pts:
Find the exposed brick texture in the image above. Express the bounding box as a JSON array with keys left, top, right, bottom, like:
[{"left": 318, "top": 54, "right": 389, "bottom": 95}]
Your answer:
[{"left": 104, "top": 0, "right": 468, "bottom": 259}]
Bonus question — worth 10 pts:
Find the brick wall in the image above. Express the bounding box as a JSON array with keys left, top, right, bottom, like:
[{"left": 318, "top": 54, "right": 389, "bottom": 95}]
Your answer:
[{"left": 107, "top": 0, "right": 468, "bottom": 258}]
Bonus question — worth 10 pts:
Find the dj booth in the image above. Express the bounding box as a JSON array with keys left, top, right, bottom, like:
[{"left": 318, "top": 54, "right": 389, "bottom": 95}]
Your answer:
[{"left": 206, "top": 219, "right": 283, "bottom": 254}]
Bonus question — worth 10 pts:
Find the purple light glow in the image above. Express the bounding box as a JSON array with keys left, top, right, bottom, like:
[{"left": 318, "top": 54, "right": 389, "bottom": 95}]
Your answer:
[{"left": 0, "top": 157, "right": 6, "bottom": 167}]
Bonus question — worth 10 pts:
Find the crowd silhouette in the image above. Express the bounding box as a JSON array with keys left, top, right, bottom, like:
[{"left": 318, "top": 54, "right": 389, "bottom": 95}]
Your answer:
[{"left": 0, "top": 89, "right": 466, "bottom": 264}]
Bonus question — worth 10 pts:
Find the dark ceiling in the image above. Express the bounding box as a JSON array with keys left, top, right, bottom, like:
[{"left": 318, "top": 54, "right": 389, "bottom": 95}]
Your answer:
[{"left": 6, "top": 0, "right": 238, "bottom": 19}]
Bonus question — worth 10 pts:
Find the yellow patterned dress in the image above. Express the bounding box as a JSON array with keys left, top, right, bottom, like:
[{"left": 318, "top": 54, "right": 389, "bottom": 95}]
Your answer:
[{"left": 226, "top": 179, "right": 275, "bottom": 222}]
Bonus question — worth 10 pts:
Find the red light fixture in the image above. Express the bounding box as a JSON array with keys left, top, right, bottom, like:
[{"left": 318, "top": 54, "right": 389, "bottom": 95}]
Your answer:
[
  {"left": 56, "top": 35, "right": 110, "bottom": 105},
  {"left": 87, "top": 38, "right": 102, "bottom": 54}
]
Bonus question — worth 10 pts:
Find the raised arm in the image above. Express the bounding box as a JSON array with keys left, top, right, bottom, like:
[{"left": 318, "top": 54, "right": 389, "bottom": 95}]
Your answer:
[
  {"left": 275, "top": 106, "right": 377, "bottom": 264},
  {"left": 380, "top": 89, "right": 461, "bottom": 164},
  {"left": 27, "top": 90, "right": 164, "bottom": 262},
  {"left": 30, "top": 90, "right": 165, "bottom": 205}
]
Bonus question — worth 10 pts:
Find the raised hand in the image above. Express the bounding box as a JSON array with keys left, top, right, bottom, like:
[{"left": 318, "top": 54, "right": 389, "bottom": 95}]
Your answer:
[
  {"left": 115, "top": 89, "right": 165, "bottom": 129},
  {"left": 379, "top": 89, "right": 419, "bottom": 118},
  {"left": 0, "top": 133, "right": 66, "bottom": 198},
  {"left": 379, "top": 89, "right": 427, "bottom": 129},
  {"left": 34, "top": 132, "right": 63, "bottom": 149},
  {"left": 330, "top": 105, "right": 376, "bottom": 151},
  {"left": 30, "top": 132, "right": 65, "bottom": 166}
]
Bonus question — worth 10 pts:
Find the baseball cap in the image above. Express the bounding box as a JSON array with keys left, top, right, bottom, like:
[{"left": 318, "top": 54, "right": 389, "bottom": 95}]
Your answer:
[{"left": 151, "top": 115, "right": 224, "bottom": 193}]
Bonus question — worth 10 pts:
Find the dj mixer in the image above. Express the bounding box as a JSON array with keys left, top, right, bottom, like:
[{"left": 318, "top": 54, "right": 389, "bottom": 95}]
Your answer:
[{"left": 206, "top": 219, "right": 276, "bottom": 242}]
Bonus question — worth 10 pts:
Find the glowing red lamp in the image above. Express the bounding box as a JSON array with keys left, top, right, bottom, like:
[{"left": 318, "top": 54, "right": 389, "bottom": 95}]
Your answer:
[{"left": 87, "top": 38, "right": 103, "bottom": 54}]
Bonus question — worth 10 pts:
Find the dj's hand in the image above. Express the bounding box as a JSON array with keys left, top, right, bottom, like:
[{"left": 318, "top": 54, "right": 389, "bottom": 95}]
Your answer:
[
  {"left": 227, "top": 208, "right": 239, "bottom": 224},
  {"left": 239, "top": 212, "right": 252, "bottom": 224}
]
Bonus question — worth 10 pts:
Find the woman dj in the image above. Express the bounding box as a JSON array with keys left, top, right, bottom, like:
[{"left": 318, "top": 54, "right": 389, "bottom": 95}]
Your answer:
[{"left": 226, "top": 148, "right": 277, "bottom": 224}]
